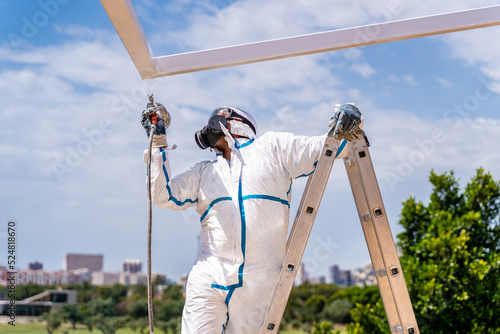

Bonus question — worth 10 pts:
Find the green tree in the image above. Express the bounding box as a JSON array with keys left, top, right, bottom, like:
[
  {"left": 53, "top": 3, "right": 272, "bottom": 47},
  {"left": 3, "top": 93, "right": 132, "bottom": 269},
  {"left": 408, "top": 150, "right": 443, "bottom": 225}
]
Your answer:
[
  {"left": 328, "top": 285, "right": 381, "bottom": 306},
  {"left": 128, "top": 299, "right": 149, "bottom": 319},
  {"left": 283, "top": 283, "right": 342, "bottom": 325},
  {"left": 129, "top": 317, "right": 150, "bottom": 334},
  {"left": 311, "top": 321, "right": 341, "bottom": 334},
  {"left": 92, "top": 314, "right": 128, "bottom": 334},
  {"left": 162, "top": 284, "right": 184, "bottom": 301},
  {"left": 127, "top": 299, "right": 150, "bottom": 334},
  {"left": 97, "top": 284, "right": 128, "bottom": 304},
  {"left": 156, "top": 299, "right": 184, "bottom": 333},
  {"left": 131, "top": 283, "right": 148, "bottom": 298},
  {"left": 58, "top": 303, "right": 83, "bottom": 329},
  {"left": 322, "top": 298, "right": 353, "bottom": 324},
  {"left": 397, "top": 169, "right": 500, "bottom": 333},
  {"left": 41, "top": 312, "right": 62, "bottom": 334},
  {"left": 74, "top": 281, "right": 95, "bottom": 303},
  {"left": 345, "top": 302, "right": 389, "bottom": 334},
  {"left": 87, "top": 297, "right": 118, "bottom": 317},
  {"left": 305, "top": 295, "right": 327, "bottom": 315},
  {"left": 85, "top": 298, "right": 120, "bottom": 333},
  {"left": 15, "top": 283, "right": 47, "bottom": 300}
]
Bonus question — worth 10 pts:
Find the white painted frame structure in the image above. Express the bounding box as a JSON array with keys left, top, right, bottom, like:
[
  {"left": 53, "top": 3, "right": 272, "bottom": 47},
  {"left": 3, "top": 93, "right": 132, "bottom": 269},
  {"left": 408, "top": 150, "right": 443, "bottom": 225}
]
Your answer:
[
  {"left": 100, "top": 1, "right": 500, "bottom": 79},
  {"left": 101, "top": 1, "right": 500, "bottom": 333}
]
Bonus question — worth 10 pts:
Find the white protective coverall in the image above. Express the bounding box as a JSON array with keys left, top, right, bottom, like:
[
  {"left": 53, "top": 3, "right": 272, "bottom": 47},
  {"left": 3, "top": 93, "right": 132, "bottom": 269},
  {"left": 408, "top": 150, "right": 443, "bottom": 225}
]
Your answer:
[{"left": 147, "top": 120, "right": 348, "bottom": 334}]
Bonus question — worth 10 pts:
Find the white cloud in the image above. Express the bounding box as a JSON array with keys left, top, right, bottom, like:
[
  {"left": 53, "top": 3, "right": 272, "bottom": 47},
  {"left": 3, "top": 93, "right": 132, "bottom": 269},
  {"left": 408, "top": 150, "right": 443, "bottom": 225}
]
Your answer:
[
  {"left": 365, "top": 109, "right": 500, "bottom": 194},
  {"left": 350, "top": 63, "right": 376, "bottom": 78},
  {"left": 348, "top": 88, "right": 362, "bottom": 100},
  {"left": 434, "top": 75, "right": 453, "bottom": 88},
  {"left": 402, "top": 74, "right": 417, "bottom": 86},
  {"left": 151, "top": 0, "right": 500, "bottom": 53},
  {"left": 160, "top": 0, "right": 377, "bottom": 51},
  {"left": 443, "top": 26, "right": 500, "bottom": 94},
  {"left": 0, "top": 41, "right": 138, "bottom": 93}
]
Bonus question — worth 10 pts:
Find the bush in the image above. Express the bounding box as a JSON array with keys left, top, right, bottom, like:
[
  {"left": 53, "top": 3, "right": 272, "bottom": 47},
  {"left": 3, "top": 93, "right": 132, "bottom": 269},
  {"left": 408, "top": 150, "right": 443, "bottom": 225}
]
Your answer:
[
  {"left": 322, "top": 298, "right": 353, "bottom": 324},
  {"left": 345, "top": 302, "right": 389, "bottom": 334},
  {"left": 311, "top": 321, "right": 341, "bottom": 334}
]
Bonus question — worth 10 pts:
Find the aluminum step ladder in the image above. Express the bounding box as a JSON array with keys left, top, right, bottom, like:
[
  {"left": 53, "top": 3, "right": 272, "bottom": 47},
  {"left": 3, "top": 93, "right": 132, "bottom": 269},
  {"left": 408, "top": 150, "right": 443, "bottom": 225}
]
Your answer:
[{"left": 260, "top": 128, "right": 420, "bottom": 334}]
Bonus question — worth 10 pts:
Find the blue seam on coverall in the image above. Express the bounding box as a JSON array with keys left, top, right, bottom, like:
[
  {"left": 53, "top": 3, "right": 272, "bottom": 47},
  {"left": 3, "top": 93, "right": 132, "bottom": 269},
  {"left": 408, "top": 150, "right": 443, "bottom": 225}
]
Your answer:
[
  {"left": 234, "top": 138, "right": 254, "bottom": 149},
  {"left": 200, "top": 197, "right": 233, "bottom": 222},
  {"left": 286, "top": 160, "right": 319, "bottom": 196},
  {"left": 335, "top": 139, "right": 347, "bottom": 158},
  {"left": 209, "top": 194, "right": 290, "bottom": 294},
  {"left": 210, "top": 175, "right": 247, "bottom": 306},
  {"left": 211, "top": 142, "right": 248, "bottom": 307},
  {"left": 159, "top": 148, "right": 198, "bottom": 206},
  {"left": 221, "top": 311, "right": 230, "bottom": 333},
  {"left": 211, "top": 141, "right": 290, "bottom": 301},
  {"left": 242, "top": 194, "right": 290, "bottom": 207},
  {"left": 202, "top": 196, "right": 289, "bottom": 223}
]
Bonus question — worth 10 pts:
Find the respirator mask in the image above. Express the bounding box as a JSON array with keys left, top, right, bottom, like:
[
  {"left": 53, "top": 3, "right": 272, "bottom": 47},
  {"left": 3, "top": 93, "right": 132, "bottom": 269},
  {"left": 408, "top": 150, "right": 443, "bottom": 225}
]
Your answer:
[
  {"left": 194, "top": 115, "right": 228, "bottom": 150},
  {"left": 195, "top": 107, "right": 257, "bottom": 150}
]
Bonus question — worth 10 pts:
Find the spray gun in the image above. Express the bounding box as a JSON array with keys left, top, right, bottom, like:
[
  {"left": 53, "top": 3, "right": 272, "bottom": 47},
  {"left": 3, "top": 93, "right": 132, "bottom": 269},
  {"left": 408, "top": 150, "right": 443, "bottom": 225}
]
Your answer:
[{"left": 145, "top": 94, "right": 171, "bottom": 134}]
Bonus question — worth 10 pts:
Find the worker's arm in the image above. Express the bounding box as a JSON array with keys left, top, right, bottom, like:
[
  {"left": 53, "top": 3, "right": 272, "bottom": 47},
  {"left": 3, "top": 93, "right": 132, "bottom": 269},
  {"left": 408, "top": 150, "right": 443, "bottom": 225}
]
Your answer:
[
  {"left": 145, "top": 149, "right": 201, "bottom": 210},
  {"left": 142, "top": 102, "right": 200, "bottom": 211},
  {"left": 270, "top": 132, "right": 328, "bottom": 180},
  {"left": 272, "top": 103, "right": 362, "bottom": 179}
]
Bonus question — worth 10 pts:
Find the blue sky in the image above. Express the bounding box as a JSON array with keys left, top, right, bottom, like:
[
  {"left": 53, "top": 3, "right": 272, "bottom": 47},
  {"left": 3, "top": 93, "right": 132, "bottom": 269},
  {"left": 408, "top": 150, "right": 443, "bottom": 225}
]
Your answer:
[{"left": 1, "top": 0, "right": 500, "bottom": 282}]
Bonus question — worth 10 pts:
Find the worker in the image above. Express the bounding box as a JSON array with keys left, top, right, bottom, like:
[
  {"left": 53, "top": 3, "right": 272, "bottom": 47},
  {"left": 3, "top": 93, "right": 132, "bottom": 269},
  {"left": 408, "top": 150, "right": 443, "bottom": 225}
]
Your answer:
[{"left": 142, "top": 103, "right": 362, "bottom": 334}]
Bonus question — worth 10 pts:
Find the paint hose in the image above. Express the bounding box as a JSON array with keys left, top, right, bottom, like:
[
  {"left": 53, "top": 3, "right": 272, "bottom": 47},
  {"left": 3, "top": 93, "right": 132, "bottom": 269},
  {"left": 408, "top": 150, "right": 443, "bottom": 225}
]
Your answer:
[{"left": 146, "top": 124, "right": 156, "bottom": 334}]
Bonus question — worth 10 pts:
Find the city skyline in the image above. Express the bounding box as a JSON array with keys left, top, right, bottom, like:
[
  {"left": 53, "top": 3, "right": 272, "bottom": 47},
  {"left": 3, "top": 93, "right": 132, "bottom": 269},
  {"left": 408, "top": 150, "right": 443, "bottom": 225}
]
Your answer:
[
  {"left": 5, "top": 250, "right": 373, "bottom": 287},
  {"left": 0, "top": 253, "right": 166, "bottom": 287}
]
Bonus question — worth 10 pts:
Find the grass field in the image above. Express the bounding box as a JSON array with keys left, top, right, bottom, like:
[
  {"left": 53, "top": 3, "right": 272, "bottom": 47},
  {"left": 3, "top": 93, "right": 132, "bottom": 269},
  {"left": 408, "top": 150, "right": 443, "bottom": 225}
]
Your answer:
[
  {"left": 1, "top": 323, "right": 140, "bottom": 334},
  {"left": 0, "top": 322, "right": 345, "bottom": 334}
]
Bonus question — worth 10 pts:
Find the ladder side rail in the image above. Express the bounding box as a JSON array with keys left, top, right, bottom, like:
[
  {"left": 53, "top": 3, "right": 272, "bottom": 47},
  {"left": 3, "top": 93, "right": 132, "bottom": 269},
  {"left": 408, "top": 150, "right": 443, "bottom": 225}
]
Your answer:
[
  {"left": 286, "top": 172, "right": 315, "bottom": 250},
  {"left": 343, "top": 144, "right": 402, "bottom": 333},
  {"left": 260, "top": 135, "right": 342, "bottom": 334},
  {"left": 350, "top": 138, "right": 420, "bottom": 334}
]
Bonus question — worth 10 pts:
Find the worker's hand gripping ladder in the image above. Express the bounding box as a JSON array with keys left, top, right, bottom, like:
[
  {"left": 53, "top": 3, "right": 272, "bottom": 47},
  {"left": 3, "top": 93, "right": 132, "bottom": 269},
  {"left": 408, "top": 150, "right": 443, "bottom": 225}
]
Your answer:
[{"left": 260, "top": 127, "right": 420, "bottom": 334}]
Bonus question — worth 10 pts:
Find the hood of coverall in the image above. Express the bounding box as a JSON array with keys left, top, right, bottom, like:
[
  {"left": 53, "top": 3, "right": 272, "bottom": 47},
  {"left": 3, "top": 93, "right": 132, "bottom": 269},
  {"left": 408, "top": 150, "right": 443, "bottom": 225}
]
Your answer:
[{"left": 211, "top": 106, "right": 257, "bottom": 140}]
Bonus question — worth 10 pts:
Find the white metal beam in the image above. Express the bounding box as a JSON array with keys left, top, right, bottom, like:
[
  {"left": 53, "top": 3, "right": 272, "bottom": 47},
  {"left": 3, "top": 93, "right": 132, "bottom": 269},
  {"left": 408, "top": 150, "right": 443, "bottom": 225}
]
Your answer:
[
  {"left": 100, "top": 2, "right": 500, "bottom": 79},
  {"left": 100, "top": 0, "right": 157, "bottom": 79}
]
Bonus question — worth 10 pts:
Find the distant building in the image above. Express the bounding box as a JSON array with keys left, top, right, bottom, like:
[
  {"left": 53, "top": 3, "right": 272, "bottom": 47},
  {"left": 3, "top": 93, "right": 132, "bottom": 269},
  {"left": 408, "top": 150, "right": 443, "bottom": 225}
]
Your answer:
[
  {"left": 309, "top": 276, "right": 326, "bottom": 284},
  {"left": 330, "top": 264, "right": 342, "bottom": 285},
  {"left": 178, "top": 274, "right": 189, "bottom": 291},
  {"left": 0, "top": 289, "right": 76, "bottom": 316},
  {"left": 0, "top": 265, "right": 7, "bottom": 284},
  {"left": 351, "top": 262, "right": 377, "bottom": 286},
  {"left": 0, "top": 266, "right": 90, "bottom": 286},
  {"left": 91, "top": 271, "right": 121, "bottom": 286},
  {"left": 27, "top": 261, "right": 43, "bottom": 271},
  {"left": 63, "top": 253, "right": 103, "bottom": 273},
  {"left": 19, "top": 269, "right": 90, "bottom": 285},
  {"left": 329, "top": 263, "right": 377, "bottom": 287},
  {"left": 91, "top": 270, "right": 165, "bottom": 286},
  {"left": 329, "top": 264, "right": 355, "bottom": 287},
  {"left": 344, "top": 270, "right": 352, "bottom": 287},
  {"left": 121, "top": 259, "right": 142, "bottom": 273},
  {"left": 296, "top": 262, "right": 309, "bottom": 285},
  {"left": 119, "top": 272, "right": 147, "bottom": 285}
]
